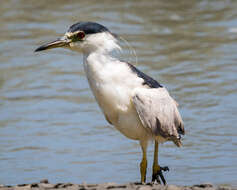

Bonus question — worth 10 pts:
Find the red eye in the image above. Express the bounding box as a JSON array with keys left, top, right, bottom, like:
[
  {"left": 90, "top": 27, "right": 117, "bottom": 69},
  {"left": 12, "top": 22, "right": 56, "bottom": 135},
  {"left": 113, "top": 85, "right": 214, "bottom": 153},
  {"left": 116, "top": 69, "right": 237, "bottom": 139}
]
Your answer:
[{"left": 77, "top": 31, "right": 85, "bottom": 39}]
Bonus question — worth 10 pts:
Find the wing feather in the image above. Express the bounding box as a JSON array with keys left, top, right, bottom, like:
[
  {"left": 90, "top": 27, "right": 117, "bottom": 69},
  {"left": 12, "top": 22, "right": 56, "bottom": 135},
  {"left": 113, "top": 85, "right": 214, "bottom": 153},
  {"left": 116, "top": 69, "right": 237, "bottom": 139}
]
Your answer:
[{"left": 132, "top": 87, "right": 184, "bottom": 146}]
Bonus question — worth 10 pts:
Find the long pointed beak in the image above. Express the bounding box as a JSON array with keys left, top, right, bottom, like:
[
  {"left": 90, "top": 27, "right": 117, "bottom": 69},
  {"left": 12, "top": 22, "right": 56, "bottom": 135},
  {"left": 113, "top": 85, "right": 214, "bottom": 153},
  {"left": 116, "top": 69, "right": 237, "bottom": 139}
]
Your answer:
[{"left": 35, "top": 37, "right": 70, "bottom": 52}]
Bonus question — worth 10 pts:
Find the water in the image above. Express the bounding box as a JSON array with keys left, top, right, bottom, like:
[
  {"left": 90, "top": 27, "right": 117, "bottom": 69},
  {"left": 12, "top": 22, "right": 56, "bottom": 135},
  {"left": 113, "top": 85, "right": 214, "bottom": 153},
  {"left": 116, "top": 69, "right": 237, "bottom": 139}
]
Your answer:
[{"left": 0, "top": 0, "right": 237, "bottom": 186}]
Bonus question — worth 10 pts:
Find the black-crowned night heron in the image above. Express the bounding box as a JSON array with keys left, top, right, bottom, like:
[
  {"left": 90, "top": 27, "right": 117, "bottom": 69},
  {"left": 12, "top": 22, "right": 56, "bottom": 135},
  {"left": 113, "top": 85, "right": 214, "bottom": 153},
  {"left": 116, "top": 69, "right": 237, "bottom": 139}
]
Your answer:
[{"left": 35, "top": 21, "right": 185, "bottom": 185}]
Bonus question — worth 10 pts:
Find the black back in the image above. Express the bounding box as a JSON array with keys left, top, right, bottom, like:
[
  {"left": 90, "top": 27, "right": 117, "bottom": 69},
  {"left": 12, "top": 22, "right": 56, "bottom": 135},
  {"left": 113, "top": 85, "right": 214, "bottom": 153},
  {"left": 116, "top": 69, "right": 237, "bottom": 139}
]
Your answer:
[
  {"left": 127, "top": 63, "right": 163, "bottom": 88},
  {"left": 68, "top": 22, "right": 110, "bottom": 34}
]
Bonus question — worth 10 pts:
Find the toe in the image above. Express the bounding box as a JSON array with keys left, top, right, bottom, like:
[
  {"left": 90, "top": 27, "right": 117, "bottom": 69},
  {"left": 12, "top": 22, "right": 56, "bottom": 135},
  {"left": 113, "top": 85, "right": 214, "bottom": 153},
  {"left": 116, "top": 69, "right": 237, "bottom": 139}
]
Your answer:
[
  {"left": 158, "top": 170, "right": 166, "bottom": 185},
  {"left": 161, "top": 166, "right": 169, "bottom": 171}
]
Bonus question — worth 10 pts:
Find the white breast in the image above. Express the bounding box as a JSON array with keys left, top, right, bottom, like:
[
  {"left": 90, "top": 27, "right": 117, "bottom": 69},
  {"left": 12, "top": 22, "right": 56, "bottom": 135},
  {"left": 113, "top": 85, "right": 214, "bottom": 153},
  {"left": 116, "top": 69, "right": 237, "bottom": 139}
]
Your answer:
[{"left": 83, "top": 52, "right": 148, "bottom": 140}]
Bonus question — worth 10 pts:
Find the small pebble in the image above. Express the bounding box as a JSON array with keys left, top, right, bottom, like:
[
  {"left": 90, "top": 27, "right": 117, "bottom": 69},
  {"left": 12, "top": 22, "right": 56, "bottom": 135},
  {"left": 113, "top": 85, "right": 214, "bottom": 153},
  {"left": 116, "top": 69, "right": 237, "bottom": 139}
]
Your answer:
[
  {"left": 30, "top": 183, "right": 39, "bottom": 188},
  {"left": 166, "top": 185, "right": 181, "bottom": 190},
  {"left": 138, "top": 185, "right": 152, "bottom": 190},
  {"left": 54, "top": 183, "right": 63, "bottom": 188},
  {"left": 40, "top": 179, "right": 49, "bottom": 184}
]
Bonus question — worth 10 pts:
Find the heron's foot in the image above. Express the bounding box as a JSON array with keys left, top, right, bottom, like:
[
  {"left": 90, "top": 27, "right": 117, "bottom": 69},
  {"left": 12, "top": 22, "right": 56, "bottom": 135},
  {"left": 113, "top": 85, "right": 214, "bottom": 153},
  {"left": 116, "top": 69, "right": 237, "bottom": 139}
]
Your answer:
[{"left": 152, "top": 165, "right": 169, "bottom": 185}]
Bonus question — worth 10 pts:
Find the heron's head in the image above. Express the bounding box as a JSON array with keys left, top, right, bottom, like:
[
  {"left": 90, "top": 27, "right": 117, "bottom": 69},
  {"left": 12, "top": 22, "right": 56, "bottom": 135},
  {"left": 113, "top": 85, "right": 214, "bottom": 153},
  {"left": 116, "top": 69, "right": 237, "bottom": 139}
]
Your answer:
[{"left": 35, "top": 22, "right": 121, "bottom": 54}]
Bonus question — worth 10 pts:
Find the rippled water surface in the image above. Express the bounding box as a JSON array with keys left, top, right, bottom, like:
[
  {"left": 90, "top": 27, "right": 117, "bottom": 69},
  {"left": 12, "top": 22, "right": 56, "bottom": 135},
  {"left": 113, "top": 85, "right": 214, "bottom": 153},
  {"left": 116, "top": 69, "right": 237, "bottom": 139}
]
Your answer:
[{"left": 0, "top": 0, "right": 237, "bottom": 186}]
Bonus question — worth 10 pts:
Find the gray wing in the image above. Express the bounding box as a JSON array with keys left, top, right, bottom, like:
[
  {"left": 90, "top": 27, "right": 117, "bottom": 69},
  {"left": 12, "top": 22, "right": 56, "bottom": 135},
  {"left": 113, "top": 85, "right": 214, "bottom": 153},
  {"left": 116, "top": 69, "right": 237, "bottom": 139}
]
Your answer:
[{"left": 132, "top": 87, "right": 185, "bottom": 147}]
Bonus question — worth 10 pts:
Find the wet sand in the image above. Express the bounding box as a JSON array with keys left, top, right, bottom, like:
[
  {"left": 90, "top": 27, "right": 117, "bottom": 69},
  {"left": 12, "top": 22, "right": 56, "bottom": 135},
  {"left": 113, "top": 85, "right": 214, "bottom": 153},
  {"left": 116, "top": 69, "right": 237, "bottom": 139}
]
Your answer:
[{"left": 0, "top": 180, "right": 235, "bottom": 190}]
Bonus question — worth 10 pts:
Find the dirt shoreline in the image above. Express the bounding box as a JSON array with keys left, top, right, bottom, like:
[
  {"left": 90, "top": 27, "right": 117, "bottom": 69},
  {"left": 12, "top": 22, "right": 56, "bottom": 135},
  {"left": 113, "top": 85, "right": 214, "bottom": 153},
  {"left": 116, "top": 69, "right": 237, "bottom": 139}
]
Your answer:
[{"left": 0, "top": 180, "right": 235, "bottom": 190}]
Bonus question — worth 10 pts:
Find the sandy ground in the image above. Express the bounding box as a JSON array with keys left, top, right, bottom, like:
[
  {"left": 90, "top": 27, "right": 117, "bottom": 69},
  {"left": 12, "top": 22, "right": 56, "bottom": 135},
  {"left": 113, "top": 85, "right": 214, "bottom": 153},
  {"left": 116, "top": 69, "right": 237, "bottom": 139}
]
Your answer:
[{"left": 0, "top": 180, "right": 235, "bottom": 190}]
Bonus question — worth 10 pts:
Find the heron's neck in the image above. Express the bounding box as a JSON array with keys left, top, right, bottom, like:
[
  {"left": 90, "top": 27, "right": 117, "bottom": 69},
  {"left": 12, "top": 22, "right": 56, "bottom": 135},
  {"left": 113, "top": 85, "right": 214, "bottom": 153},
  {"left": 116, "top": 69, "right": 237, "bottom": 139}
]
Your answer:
[
  {"left": 83, "top": 42, "right": 121, "bottom": 67},
  {"left": 82, "top": 34, "right": 121, "bottom": 77},
  {"left": 83, "top": 51, "right": 117, "bottom": 69}
]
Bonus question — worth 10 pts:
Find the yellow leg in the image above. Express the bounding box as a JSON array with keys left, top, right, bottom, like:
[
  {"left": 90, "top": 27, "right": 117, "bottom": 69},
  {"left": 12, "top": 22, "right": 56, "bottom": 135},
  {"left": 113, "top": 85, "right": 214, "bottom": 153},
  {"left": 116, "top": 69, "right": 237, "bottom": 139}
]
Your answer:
[
  {"left": 152, "top": 141, "right": 160, "bottom": 176},
  {"left": 152, "top": 141, "right": 169, "bottom": 185},
  {"left": 140, "top": 141, "right": 147, "bottom": 184}
]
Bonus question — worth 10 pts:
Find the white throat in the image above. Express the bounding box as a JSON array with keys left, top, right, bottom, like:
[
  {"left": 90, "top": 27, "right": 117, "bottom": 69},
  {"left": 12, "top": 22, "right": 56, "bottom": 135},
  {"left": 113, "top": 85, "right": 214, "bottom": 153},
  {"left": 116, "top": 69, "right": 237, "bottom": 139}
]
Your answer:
[{"left": 81, "top": 32, "right": 122, "bottom": 81}]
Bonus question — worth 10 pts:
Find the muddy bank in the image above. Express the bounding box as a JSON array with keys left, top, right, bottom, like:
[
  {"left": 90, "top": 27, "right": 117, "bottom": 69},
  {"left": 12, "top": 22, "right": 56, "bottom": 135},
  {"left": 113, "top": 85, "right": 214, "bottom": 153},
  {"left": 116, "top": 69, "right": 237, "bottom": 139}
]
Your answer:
[{"left": 0, "top": 180, "right": 235, "bottom": 190}]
